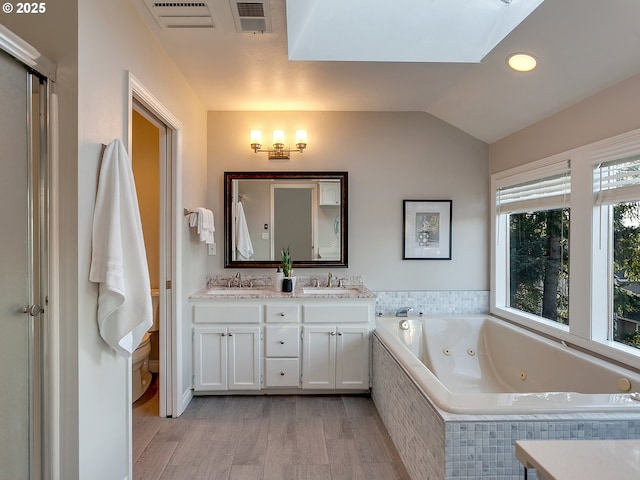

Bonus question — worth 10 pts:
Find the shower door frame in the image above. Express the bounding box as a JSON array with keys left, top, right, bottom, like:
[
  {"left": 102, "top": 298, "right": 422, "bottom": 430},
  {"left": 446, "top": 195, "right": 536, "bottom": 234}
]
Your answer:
[{"left": 0, "top": 25, "right": 56, "bottom": 480}]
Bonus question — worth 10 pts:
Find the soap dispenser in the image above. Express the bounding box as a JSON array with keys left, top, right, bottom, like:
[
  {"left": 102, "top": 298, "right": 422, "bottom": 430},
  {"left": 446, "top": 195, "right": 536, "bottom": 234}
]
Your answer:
[{"left": 274, "top": 267, "right": 284, "bottom": 292}]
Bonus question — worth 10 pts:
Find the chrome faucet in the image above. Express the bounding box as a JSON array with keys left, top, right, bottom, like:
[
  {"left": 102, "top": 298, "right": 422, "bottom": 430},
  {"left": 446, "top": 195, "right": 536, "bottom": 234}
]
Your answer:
[
  {"left": 327, "top": 272, "right": 333, "bottom": 287},
  {"left": 399, "top": 320, "right": 410, "bottom": 331},
  {"left": 235, "top": 272, "right": 243, "bottom": 288},
  {"left": 395, "top": 306, "right": 413, "bottom": 317}
]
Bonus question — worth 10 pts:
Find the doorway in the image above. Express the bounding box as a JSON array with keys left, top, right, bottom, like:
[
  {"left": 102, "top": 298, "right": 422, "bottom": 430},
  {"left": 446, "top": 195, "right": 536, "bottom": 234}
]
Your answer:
[
  {"left": 131, "top": 104, "right": 163, "bottom": 414},
  {"left": 130, "top": 96, "right": 174, "bottom": 418},
  {"left": 271, "top": 183, "right": 318, "bottom": 261}
]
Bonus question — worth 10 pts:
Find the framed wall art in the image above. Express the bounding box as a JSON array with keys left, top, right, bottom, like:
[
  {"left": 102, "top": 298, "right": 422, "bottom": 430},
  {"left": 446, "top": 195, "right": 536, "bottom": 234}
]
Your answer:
[{"left": 403, "top": 200, "right": 452, "bottom": 260}]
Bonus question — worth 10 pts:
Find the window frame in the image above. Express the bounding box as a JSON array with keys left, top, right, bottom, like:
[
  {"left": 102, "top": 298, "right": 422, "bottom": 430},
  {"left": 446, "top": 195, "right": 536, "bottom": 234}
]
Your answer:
[{"left": 491, "top": 128, "right": 640, "bottom": 369}]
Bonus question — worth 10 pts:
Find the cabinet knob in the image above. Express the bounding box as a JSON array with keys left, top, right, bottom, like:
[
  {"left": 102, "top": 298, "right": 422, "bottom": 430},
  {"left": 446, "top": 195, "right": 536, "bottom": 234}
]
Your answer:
[
  {"left": 280, "top": 371, "right": 285, "bottom": 376},
  {"left": 228, "top": 333, "right": 233, "bottom": 337},
  {"left": 330, "top": 331, "right": 336, "bottom": 336},
  {"left": 279, "top": 340, "right": 285, "bottom": 344},
  {"left": 221, "top": 333, "right": 226, "bottom": 336},
  {"left": 279, "top": 312, "right": 286, "bottom": 317},
  {"left": 338, "top": 332, "right": 343, "bottom": 336}
]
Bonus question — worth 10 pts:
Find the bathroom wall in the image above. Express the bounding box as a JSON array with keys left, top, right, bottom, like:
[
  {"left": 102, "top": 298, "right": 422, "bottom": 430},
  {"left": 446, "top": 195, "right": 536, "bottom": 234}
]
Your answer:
[
  {"left": 75, "top": 0, "right": 208, "bottom": 479},
  {"left": 207, "top": 111, "right": 490, "bottom": 292},
  {"left": 132, "top": 110, "right": 160, "bottom": 289},
  {"left": 490, "top": 73, "right": 640, "bottom": 173}
]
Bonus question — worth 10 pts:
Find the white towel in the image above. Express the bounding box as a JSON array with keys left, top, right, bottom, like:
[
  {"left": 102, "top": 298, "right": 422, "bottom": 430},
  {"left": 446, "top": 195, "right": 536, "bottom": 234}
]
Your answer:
[
  {"left": 235, "top": 202, "right": 254, "bottom": 259},
  {"left": 190, "top": 207, "right": 215, "bottom": 244},
  {"left": 89, "top": 139, "right": 153, "bottom": 357}
]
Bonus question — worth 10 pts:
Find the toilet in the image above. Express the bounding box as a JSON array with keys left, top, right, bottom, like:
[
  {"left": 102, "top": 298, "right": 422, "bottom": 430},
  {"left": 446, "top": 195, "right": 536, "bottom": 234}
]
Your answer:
[{"left": 132, "top": 289, "right": 160, "bottom": 402}]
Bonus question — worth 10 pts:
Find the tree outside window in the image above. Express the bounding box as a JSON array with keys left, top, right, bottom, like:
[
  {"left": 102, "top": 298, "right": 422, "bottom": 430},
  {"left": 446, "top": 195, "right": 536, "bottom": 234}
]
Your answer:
[
  {"left": 509, "top": 208, "right": 570, "bottom": 324},
  {"left": 613, "top": 202, "right": 640, "bottom": 349}
]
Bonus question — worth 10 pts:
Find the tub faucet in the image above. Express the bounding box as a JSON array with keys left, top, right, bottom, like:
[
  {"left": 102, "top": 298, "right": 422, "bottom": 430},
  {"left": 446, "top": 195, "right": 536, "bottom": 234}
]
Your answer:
[
  {"left": 235, "top": 272, "right": 242, "bottom": 288},
  {"left": 395, "top": 306, "right": 413, "bottom": 317}
]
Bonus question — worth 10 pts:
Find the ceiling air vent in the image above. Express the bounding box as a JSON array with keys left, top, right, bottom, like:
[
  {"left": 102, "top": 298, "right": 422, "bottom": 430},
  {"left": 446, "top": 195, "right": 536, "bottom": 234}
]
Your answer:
[
  {"left": 230, "top": 1, "right": 272, "bottom": 33},
  {"left": 144, "top": 0, "right": 217, "bottom": 28}
]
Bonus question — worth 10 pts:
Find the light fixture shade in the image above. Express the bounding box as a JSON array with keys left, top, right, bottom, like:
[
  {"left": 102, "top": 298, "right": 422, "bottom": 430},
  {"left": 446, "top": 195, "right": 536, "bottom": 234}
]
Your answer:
[
  {"left": 507, "top": 53, "right": 537, "bottom": 72},
  {"left": 250, "top": 130, "right": 262, "bottom": 144},
  {"left": 272, "top": 130, "right": 285, "bottom": 145},
  {"left": 295, "top": 130, "right": 308, "bottom": 144}
]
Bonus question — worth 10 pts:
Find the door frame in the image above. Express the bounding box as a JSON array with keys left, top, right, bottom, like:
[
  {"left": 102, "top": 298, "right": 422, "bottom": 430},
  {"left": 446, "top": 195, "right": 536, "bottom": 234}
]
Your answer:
[{"left": 126, "top": 72, "right": 183, "bottom": 462}]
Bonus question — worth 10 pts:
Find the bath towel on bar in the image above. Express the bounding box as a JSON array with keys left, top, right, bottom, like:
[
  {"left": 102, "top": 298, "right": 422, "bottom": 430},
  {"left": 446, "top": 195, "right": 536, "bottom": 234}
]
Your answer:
[
  {"left": 235, "top": 201, "right": 254, "bottom": 259},
  {"left": 189, "top": 207, "right": 215, "bottom": 244},
  {"left": 89, "top": 139, "right": 152, "bottom": 357}
]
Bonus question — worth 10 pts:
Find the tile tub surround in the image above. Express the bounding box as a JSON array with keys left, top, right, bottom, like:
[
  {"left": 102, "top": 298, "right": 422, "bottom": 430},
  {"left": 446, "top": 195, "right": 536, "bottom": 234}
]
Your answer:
[
  {"left": 371, "top": 334, "right": 640, "bottom": 480},
  {"left": 375, "top": 290, "right": 489, "bottom": 316}
]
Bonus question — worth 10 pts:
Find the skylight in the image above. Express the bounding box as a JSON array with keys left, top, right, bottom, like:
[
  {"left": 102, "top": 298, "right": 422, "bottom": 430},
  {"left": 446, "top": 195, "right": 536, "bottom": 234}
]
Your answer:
[{"left": 286, "top": 0, "right": 544, "bottom": 63}]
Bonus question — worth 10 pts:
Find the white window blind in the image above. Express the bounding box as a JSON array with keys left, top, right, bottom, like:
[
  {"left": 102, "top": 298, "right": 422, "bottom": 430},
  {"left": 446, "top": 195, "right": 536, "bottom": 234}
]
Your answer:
[
  {"left": 593, "top": 154, "right": 640, "bottom": 205},
  {"left": 496, "top": 162, "right": 571, "bottom": 214}
]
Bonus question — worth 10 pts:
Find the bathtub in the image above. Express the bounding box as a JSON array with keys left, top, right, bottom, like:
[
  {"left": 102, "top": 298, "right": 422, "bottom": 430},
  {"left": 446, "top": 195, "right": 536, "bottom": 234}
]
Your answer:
[
  {"left": 375, "top": 315, "right": 640, "bottom": 414},
  {"left": 372, "top": 315, "right": 640, "bottom": 479}
]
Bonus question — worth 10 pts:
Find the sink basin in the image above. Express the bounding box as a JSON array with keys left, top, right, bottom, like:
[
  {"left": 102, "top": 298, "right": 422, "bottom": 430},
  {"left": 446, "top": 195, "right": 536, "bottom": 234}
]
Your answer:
[
  {"left": 302, "top": 287, "right": 361, "bottom": 295},
  {"left": 206, "top": 288, "right": 273, "bottom": 296}
]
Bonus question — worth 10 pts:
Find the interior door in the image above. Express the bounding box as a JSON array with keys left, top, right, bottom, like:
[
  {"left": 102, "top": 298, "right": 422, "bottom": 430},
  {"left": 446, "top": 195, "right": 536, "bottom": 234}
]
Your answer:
[
  {"left": 273, "top": 186, "right": 315, "bottom": 261},
  {"left": 0, "top": 52, "right": 44, "bottom": 479}
]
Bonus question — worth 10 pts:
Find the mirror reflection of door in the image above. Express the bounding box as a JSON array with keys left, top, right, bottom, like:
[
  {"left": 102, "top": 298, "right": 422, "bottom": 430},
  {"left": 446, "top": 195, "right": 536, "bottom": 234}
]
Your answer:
[{"left": 272, "top": 185, "right": 316, "bottom": 262}]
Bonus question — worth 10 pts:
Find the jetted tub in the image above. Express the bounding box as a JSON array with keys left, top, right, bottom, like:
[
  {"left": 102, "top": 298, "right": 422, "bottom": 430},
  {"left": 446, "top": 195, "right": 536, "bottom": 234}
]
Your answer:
[{"left": 374, "top": 315, "right": 640, "bottom": 414}]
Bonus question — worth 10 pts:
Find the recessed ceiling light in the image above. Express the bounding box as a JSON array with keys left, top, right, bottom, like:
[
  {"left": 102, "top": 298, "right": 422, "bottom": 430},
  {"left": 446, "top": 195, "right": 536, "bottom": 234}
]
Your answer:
[{"left": 507, "top": 53, "right": 537, "bottom": 72}]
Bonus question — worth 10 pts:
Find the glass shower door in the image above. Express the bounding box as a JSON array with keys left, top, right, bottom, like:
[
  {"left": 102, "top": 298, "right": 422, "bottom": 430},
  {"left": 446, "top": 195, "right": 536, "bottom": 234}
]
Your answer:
[{"left": 0, "top": 51, "right": 44, "bottom": 479}]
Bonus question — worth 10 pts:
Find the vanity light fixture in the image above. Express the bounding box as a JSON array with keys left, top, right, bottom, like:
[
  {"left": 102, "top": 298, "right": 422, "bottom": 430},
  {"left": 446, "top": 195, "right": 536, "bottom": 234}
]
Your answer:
[
  {"left": 250, "top": 129, "right": 308, "bottom": 159},
  {"left": 507, "top": 52, "right": 537, "bottom": 72}
]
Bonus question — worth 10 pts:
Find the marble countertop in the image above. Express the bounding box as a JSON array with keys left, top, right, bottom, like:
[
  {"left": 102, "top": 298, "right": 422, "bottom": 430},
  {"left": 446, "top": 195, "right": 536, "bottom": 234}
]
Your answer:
[
  {"left": 189, "top": 285, "right": 376, "bottom": 300},
  {"left": 515, "top": 439, "right": 640, "bottom": 480}
]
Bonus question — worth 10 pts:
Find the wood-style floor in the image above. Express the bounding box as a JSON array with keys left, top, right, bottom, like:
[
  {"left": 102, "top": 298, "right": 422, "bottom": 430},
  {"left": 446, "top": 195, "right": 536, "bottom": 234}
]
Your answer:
[{"left": 133, "top": 380, "right": 410, "bottom": 480}]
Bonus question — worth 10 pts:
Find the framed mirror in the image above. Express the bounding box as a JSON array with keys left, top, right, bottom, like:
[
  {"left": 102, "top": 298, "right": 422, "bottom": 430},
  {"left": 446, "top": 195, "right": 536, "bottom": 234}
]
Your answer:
[{"left": 224, "top": 171, "right": 348, "bottom": 268}]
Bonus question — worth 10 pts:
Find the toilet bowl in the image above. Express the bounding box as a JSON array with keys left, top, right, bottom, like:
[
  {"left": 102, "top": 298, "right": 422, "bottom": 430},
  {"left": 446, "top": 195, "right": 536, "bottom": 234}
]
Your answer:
[
  {"left": 132, "top": 289, "right": 159, "bottom": 402},
  {"left": 132, "top": 332, "right": 152, "bottom": 402}
]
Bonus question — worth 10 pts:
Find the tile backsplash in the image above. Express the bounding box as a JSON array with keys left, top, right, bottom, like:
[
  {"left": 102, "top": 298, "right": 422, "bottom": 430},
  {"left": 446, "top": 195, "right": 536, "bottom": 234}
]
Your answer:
[{"left": 375, "top": 290, "right": 489, "bottom": 316}]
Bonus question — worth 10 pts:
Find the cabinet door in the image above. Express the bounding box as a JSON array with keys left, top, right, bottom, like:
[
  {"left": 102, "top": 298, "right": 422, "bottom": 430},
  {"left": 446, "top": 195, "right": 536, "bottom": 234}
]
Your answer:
[
  {"left": 319, "top": 182, "right": 340, "bottom": 205},
  {"left": 336, "top": 327, "right": 370, "bottom": 389},
  {"left": 193, "top": 326, "right": 227, "bottom": 391},
  {"left": 228, "top": 326, "right": 261, "bottom": 390},
  {"left": 302, "top": 326, "right": 336, "bottom": 389}
]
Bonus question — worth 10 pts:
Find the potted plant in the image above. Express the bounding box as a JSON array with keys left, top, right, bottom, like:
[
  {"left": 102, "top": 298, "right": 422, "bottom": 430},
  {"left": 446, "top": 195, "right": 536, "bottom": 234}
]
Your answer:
[{"left": 281, "top": 246, "right": 295, "bottom": 292}]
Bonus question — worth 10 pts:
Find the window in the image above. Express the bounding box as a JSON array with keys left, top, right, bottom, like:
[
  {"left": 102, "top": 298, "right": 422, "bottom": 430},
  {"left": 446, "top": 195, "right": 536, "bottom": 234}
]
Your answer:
[
  {"left": 594, "top": 155, "right": 640, "bottom": 350},
  {"left": 492, "top": 129, "right": 640, "bottom": 368},
  {"left": 495, "top": 164, "right": 570, "bottom": 325},
  {"left": 509, "top": 209, "right": 569, "bottom": 324}
]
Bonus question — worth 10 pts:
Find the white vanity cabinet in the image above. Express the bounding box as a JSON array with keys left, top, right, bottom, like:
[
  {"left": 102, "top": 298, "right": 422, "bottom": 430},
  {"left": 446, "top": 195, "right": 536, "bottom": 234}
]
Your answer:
[
  {"left": 301, "top": 303, "right": 371, "bottom": 390},
  {"left": 192, "top": 303, "right": 262, "bottom": 392},
  {"left": 190, "top": 294, "right": 374, "bottom": 394}
]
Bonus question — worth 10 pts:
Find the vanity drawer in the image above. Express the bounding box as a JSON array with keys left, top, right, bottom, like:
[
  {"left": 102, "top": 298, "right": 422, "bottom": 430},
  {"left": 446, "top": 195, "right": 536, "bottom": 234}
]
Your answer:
[
  {"left": 265, "top": 304, "right": 300, "bottom": 323},
  {"left": 265, "top": 325, "right": 300, "bottom": 357},
  {"left": 264, "top": 358, "right": 300, "bottom": 387},
  {"left": 303, "top": 304, "right": 371, "bottom": 323},
  {"left": 193, "top": 304, "right": 261, "bottom": 324}
]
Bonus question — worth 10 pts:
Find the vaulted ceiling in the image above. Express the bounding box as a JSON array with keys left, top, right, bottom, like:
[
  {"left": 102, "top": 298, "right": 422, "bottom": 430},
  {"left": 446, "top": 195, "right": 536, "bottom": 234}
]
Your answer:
[{"left": 130, "top": 0, "right": 640, "bottom": 143}]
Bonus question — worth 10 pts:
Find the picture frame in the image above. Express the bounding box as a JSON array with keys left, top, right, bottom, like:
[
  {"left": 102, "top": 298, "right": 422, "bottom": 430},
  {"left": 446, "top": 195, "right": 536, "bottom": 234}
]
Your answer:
[{"left": 403, "top": 200, "right": 452, "bottom": 260}]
